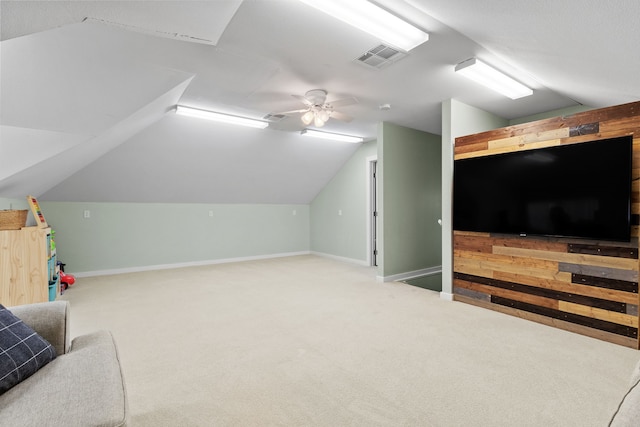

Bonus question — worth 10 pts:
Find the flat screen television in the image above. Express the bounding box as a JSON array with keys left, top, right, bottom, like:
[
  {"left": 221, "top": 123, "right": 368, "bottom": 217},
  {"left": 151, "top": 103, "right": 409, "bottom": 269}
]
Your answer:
[{"left": 453, "top": 135, "right": 633, "bottom": 242}]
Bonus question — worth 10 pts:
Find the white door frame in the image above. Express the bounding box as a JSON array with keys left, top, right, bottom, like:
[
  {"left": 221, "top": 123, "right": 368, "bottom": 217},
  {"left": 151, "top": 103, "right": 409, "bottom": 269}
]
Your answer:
[{"left": 366, "top": 155, "right": 378, "bottom": 267}]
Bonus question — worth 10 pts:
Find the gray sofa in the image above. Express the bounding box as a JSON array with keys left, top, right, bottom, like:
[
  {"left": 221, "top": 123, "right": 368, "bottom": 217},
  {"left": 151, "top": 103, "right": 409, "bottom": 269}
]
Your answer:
[
  {"left": 0, "top": 301, "right": 129, "bottom": 427},
  {"left": 610, "top": 358, "right": 640, "bottom": 426}
]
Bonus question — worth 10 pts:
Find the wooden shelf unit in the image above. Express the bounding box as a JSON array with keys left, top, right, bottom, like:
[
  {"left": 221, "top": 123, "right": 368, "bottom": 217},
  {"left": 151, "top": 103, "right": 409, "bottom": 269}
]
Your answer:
[{"left": 0, "top": 226, "right": 57, "bottom": 307}]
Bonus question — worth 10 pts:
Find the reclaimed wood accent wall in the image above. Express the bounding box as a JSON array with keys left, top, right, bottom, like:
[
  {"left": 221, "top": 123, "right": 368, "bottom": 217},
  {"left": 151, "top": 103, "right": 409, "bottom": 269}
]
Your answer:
[{"left": 453, "top": 101, "right": 640, "bottom": 349}]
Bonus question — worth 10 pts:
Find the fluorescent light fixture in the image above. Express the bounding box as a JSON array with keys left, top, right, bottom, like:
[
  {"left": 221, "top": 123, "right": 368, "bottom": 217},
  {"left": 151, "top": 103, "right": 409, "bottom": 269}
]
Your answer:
[
  {"left": 455, "top": 58, "right": 533, "bottom": 99},
  {"left": 175, "top": 105, "right": 268, "bottom": 129},
  {"left": 299, "top": 0, "right": 429, "bottom": 52},
  {"left": 301, "top": 129, "right": 364, "bottom": 143}
]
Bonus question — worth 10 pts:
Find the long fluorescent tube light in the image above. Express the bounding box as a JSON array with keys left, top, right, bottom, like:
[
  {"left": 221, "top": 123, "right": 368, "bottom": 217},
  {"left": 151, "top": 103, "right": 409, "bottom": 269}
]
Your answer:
[
  {"left": 299, "top": 0, "right": 429, "bottom": 52},
  {"left": 175, "top": 105, "right": 268, "bottom": 129},
  {"left": 455, "top": 58, "right": 533, "bottom": 99},
  {"left": 301, "top": 129, "right": 364, "bottom": 143}
]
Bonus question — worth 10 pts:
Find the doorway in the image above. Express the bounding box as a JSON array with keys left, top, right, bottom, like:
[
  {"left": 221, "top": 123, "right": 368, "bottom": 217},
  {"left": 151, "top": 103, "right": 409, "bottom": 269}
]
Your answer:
[{"left": 366, "top": 156, "right": 378, "bottom": 267}]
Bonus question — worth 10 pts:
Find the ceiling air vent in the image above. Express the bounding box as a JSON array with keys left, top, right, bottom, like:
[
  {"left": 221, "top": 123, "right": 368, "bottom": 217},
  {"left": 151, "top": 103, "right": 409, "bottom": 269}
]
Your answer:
[
  {"left": 355, "top": 44, "right": 407, "bottom": 69},
  {"left": 263, "top": 113, "right": 287, "bottom": 122}
]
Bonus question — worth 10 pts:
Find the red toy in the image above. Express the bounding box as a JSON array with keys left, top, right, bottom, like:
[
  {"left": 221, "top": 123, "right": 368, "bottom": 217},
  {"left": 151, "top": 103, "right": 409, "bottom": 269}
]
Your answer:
[{"left": 60, "top": 271, "right": 75, "bottom": 290}]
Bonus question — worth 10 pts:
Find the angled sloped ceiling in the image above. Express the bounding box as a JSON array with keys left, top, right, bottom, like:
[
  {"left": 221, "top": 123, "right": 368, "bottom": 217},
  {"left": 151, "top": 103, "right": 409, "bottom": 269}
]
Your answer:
[
  {"left": 41, "top": 114, "right": 360, "bottom": 204},
  {"left": 0, "top": 20, "right": 195, "bottom": 198},
  {"left": 1, "top": 14, "right": 362, "bottom": 204}
]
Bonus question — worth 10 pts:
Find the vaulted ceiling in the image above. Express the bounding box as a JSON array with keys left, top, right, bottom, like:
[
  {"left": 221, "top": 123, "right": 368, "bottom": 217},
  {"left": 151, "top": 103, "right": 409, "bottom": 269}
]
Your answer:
[{"left": 1, "top": 0, "right": 638, "bottom": 203}]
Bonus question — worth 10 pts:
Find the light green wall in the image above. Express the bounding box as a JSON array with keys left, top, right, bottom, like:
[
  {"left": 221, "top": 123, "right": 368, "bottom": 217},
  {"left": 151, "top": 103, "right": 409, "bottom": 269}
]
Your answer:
[
  {"left": 0, "top": 197, "right": 35, "bottom": 226},
  {"left": 310, "top": 140, "right": 377, "bottom": 263},
  {"left": 509, "top": 105, "right": 594, "bottom": 125},
  {"left": 379, "top": 122, "right": 442, "bottom": 279},
  {"left": 0, "top": 197, "right": 29, "bottom": 210},
  {"left": 39, "top": 202, "right": 310, "bottom": 274},
  {"left": 441, "top": 100, "right": 508, "bottom": 296}
]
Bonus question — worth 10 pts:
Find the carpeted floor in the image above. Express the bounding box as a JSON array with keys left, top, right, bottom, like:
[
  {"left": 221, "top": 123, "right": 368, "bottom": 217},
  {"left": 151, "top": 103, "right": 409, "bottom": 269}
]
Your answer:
[{"left": 61, "top": 255, "right": 638, "bottom": 426}]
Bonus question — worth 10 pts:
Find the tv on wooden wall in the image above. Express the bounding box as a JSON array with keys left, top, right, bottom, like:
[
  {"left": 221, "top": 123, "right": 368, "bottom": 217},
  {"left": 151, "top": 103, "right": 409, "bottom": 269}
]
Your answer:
[{"left": 453, "top": 135, "right": 633, "bottom": 242}]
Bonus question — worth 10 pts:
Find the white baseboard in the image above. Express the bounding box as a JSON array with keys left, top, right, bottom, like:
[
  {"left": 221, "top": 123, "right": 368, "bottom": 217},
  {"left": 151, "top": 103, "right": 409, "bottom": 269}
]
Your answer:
[
  {"left": 74, "top": 251, "right": 311, "bottom": 278},
  {"left": 382, "top": 265, "right": 442, "bottom": 282},
  {"left": 310, "top": 251, "right": 370, "bottom": 266},
  {"left": 440, "top": 292, "right": 454, "bottom": 301}
]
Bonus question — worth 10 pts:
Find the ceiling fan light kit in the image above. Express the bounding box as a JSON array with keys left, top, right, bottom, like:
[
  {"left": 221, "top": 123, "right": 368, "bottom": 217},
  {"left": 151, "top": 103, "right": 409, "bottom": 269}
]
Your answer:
[
  {"left": 175, "top": 105, "right": 269, "bottom": 129},
  {"left": 299, "top": 0, "right": 429, "bottom": 52},
  {"left": 273, "top": 89, "right": 357, "bottom": 127},
  {"left": 301, "top": 129, "right": 364, "bottom": 143},
  {"left": 455, "top": 58, "right": 533, "bottom": 100}
]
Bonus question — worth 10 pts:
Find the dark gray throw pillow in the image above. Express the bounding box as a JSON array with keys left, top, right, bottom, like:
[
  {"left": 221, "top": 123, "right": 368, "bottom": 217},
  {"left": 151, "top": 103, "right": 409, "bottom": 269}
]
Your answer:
[{"left": 0, "top": 304, "right": 56, "bottom": 394}]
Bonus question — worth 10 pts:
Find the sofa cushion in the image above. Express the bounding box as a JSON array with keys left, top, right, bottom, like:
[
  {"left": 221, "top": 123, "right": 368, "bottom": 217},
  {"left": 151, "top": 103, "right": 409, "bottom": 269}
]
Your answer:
[
  {"left": 0, "top": 330, "right": 128, "bottom": 427},
  {"left": 0, "top": 304, "right": 56, "bottom": 394}
]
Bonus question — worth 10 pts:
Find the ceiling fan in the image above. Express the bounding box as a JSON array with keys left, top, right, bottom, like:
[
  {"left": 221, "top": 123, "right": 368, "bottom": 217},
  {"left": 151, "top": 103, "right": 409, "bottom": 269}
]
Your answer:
[{"left": 275, "top": 89, "right": 358, "bottom": 127}]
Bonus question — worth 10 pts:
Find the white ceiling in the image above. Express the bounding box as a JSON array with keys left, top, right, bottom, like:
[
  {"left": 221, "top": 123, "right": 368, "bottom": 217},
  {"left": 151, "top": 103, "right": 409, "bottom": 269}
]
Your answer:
[{"left": 1, "top": 0, "right": 638, "bottom": 203}]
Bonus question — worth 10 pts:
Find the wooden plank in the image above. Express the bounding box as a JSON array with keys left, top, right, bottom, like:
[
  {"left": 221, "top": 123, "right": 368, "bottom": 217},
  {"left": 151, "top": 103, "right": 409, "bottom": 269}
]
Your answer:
[
  {"left": 569, "top": 122, "right": 599, "bottom": 137},
  {"left": 488, "top": 128, "right": 570, "bottom": 150},
  {"left": 454, "top": 278, "right": 560, "bottom": 310},
  {"left": 492, "top": 246, "right": 639, "bottom": 271},
  {"left": 600, "top": 117, "right": 640, "bottom": 133},
  {"left": 558, "top": 301, "right": 639, "bottom": 327},
  {"left": 562, "top": 102, "right": 640, "bottom": 128},
  {"left": 495, "top": 271, "right": 638, "bottom": 305},
  {"left": 560, "top": 130, "right": 635, "bottom": 145},
  {"left": 455, "top": 249, "right": 559, "bottom": 270},
  {"left": 492, "top": 296, "right": 637, "bottom": 338},
  {"left": 453, "top": 230, "right": 491, "bottom": 237},
  {"left": 568, "top": 243, "right": 638, "bottom": 259},
  {"left": 572, "top": 274, "right": 638, "bottom": 293},
  {"left": 559, "top": 263, "right": 639, "bottom": 283},
  {"left": 455, "top": 256, "right": 569, "bottom": 282},
  {"left": 454, "top": 138, "right": 563, "bottom": 160},
  {"left": 457, "top": 272, "right": 628, "bottom": 312},
  {"left": 453, "top": 285, "right": 491, "bottom": 302},
  {"left": 454, "top": 117, "right": 568, "bottom": 148},
  {"left": 453, "top": 262, "right": 490, "bottom": 278},
  {"left": 453, "top": 102, "right": 640, "bottom": 149},
  {"left": 453, "top": 234, "right": 493, "bottom": 253},
  {"left": 454, "top": 294, "right": 639, "bottom": 348},
  {"left": 491, "top": 237, "right": 568, "bottom": 253},
  {"left": 454, "top": 141, "right": 488, "bottom": 156}
]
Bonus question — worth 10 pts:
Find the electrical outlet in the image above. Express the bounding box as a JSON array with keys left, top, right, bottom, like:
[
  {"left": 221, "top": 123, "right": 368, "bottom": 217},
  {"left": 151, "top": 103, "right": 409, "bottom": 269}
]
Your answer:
[
  {"left": 338, "top": 209, "right": 342, "bottom": 216},
  {"left": 208, "top": 210, "right": 214, "bottom": 217},
  {"left": 292, "top": 209, "right": 297, "bottom": 216},
  {"left": 83, "top": 210, "right": 91, "bottom": 219}
]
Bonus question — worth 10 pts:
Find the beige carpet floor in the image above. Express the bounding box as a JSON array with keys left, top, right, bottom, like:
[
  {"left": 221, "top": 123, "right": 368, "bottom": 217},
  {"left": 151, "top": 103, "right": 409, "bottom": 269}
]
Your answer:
[{"left": 61, "top": 255, "right": 639, "bottom": 426}]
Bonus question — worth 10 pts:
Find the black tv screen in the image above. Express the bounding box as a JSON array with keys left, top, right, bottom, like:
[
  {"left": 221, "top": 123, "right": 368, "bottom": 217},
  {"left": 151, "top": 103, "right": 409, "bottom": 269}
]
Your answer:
[{"left": 453, "top": 135, "right": 633, "bottom": 241}]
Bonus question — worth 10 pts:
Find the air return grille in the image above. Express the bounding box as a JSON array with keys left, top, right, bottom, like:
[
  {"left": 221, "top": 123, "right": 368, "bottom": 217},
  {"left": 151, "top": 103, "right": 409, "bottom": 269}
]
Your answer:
[
  {"left": 356, "top": 44, "right": 407, "bottom": 69},
  {"left": 263, "top": 113, "right": 287, "bottom": 122}
]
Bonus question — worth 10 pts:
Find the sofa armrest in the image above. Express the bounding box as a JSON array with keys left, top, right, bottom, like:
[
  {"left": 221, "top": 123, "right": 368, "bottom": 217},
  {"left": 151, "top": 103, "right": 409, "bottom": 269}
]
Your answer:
[
  {"left": 609, "top": 360, "right": 640, "bottom": 426},
  {"left": 9, "top": 301, "right": 70, "bottom": 355}
]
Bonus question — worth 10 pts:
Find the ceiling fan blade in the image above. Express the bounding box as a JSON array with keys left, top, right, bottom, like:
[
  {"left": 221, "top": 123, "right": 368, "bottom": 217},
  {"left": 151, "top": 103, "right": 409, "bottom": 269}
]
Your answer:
[
  {"left": 330, "top": 111, "right": 353, "bottom": 122},
  {"left": 292, "top": 94, "right": 313, "bottom": 106},
  {"left": 326, "top": 97, "right": 358, "bottom": 108},
  {"left": 272, "top": 108, "right": 308, "bottom": 115}
]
